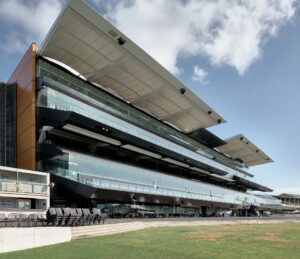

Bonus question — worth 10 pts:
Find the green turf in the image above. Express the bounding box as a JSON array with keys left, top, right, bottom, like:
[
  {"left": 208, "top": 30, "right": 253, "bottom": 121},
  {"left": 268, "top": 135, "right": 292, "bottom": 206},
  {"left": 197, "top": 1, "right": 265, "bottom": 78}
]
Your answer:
[{"left": 2, "top": 223, "right": 300, "bottom": 259}]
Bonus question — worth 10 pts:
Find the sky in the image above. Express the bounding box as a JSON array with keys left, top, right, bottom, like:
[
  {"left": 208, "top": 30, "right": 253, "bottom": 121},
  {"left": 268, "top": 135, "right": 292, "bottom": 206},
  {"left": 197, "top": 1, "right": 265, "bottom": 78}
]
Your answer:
[{"left": 0, "top": 0, "right": 299, "bottom": 195}]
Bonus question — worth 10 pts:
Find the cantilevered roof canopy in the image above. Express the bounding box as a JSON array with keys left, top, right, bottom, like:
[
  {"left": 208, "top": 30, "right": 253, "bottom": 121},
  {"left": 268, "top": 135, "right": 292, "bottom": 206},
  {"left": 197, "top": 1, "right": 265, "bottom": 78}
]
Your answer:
[
  {"left": 217, "top": 134, "right": 273, "bottom": 167},
  {"left": 39, "top": 0, "right": 225, "bottom": 133}
]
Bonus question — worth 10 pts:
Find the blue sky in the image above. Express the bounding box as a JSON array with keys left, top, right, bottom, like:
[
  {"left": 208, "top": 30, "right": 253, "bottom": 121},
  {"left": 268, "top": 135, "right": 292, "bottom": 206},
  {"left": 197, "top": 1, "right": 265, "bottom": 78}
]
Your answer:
[{"left": 0, "top": 0, "right": 299, "bottom": 194}]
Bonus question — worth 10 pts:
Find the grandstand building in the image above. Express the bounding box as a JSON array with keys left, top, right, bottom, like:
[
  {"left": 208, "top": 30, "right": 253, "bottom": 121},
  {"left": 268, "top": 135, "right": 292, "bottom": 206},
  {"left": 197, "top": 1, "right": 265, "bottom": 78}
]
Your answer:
[
  {"left": 276, "top": 194, "right": 300, "bottom": 212},
  {"left": 0, "top": 0, "right": 281, "bottom": 213}
]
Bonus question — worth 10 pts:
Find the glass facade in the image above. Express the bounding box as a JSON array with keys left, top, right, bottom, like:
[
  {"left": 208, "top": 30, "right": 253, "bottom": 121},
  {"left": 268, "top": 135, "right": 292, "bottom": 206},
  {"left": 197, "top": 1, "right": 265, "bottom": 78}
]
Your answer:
[
  {"left": 37, "top": 85, "right": 247, "bottom": 179},
  {"left": 40, "top": 149, "right": 279, "bottom": 207},
  {"left": 36, "top": 59, "right": 243, "bottom": 170},
  {"left": 0, "top": 83, "right": 16, "bottom": 167},
  {"left": 36, "top": 59, "right": 277, "bottom": 208}
]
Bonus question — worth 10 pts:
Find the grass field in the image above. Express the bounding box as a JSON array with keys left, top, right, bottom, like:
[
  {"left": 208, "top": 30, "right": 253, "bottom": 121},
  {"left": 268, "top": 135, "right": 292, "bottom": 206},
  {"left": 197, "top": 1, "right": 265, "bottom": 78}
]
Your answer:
[{"left": 2, "top": 223, "right": 300, "bottom": 259}]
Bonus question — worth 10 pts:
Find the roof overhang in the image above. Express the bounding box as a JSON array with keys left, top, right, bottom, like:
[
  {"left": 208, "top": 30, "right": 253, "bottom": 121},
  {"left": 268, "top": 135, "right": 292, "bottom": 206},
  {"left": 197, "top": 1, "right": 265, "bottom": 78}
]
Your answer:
[
  {"left": 38, "top": 0, "right": 225, "bottom": 133},
  {"left": 217, "top": 134, "right": 273, "bottom": 167},
  {"left": 277, "top": 193, "right": 300, "bottom": 199}
]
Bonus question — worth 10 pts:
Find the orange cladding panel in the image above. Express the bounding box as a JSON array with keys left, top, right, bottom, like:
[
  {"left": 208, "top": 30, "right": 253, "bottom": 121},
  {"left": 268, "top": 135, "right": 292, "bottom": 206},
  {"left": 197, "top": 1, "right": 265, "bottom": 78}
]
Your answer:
[{"left": 8, "top": 44, "right": 36, "bottom": 170}]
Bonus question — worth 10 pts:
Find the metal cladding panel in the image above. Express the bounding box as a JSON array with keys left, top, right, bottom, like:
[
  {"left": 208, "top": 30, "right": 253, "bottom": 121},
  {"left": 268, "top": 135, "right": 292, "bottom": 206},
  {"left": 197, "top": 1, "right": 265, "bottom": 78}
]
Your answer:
[
  {"left": 217, "top": 134, "right": 273, "bottom": 167},
  {"left": 8, "top": 43, "right": 36, "bottom": 171},
  {"left": 39, "top": 0, "right": 225, "bottom": 133}
]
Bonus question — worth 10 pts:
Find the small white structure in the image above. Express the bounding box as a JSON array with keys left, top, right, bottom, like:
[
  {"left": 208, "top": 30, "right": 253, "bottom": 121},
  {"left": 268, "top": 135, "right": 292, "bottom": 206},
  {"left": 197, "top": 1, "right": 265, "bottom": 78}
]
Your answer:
[{"left": 0, "top": 166, "right": 49, "bottom": 215}]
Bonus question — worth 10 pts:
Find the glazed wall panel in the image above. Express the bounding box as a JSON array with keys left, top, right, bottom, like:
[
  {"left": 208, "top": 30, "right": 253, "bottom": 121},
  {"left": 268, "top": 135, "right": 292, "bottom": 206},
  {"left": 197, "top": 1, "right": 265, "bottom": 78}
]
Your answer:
[{"left": 0, "top": 83, "right": 16, "bottom": 167}]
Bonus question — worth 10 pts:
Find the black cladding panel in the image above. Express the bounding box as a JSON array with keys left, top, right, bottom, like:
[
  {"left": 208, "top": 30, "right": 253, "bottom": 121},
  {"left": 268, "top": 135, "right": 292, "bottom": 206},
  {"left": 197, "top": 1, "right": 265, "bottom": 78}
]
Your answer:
[{"left": 0, "top": 82, "right": 17, "bottom": 167}]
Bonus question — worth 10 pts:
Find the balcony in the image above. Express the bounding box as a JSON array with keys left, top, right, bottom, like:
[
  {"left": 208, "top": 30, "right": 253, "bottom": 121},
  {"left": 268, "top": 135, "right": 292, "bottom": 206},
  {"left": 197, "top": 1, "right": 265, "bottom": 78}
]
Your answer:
[
  {"left": 0, "top": 166, "right": 49, "bottom": 210},
  {"left": 0, "top": 179, "right": 48, "bottom": 196}
]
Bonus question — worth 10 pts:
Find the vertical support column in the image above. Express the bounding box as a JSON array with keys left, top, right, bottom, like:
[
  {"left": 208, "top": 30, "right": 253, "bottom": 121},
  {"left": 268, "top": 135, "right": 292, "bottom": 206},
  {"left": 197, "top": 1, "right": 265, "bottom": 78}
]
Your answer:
[{"left": 201, "top": 206, "right": 207, "bottom": 217}]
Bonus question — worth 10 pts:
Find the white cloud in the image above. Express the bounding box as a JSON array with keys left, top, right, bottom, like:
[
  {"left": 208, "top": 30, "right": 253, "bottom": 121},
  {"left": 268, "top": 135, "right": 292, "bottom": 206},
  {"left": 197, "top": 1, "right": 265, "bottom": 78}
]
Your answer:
[
  {"left": 192, "top": 66, "right": 209, "bottom": 84},
  {"left": 99, "top": 0, "right": 297, "bottom": 75},
  {"left": 0, "top": 0, "right": 63, "bottom": 55},
  {"left": 0, "top": 0, "right": 296, "bottom": 75}
]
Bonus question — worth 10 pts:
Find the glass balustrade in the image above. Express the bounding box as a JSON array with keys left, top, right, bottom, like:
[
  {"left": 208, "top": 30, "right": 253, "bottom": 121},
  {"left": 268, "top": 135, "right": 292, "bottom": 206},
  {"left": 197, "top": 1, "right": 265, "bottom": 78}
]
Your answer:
[
  {"left": 38, "top": 149, "right": 280, "bottom": 207},
  {"left": 0, "top": 179, "right": 48, "bottom": 195},
  {"left": 37, "top": 86, "right": 248, "bottom": 178}
]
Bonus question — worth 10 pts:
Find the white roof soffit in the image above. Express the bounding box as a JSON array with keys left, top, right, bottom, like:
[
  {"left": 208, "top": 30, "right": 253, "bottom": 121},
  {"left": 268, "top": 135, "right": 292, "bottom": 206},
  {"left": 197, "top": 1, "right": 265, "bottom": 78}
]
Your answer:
[
  {"left": 217, "top": 134, "right": 273, "bottom": 167},
  {"left": 63, "top": 123, "right": 121, "bottom": 146},
  {"left": 39, "top": 0, "right": 225, "bottom": 133}
]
